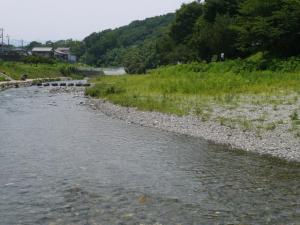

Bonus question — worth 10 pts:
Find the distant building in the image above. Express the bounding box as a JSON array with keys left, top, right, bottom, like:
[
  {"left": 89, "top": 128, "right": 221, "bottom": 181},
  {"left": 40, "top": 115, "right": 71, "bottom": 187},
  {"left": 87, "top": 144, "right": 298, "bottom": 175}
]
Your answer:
[
  {"left": 54, "top": 47, "right": 77, "bottom": 63},
  {"left": 31, "top": 47, "right": 76, "bottom": 62},
  {"left": 0, "top": 46, "right": 28, "bottom": 61},
  {"left": 32, "top": 47, "right": 54, "bottom": 58}
]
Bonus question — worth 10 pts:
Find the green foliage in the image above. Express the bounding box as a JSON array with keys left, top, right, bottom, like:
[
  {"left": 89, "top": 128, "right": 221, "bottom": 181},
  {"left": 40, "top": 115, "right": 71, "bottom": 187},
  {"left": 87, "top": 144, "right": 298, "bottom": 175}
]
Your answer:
[
  {"left": 25, "top": 41, "right": 43, "bottom": 50},
  {"left": 123, "top": 48, "right": 147, "bottom": 74},
  {"left": 86, "top": 58, "right": 300, "bottom": 115},
  {"left": 0, "top": 62, "right": 83, "bottom": 80},
  {"left": 191, "top": 14, "right": 237, "bottom": 60},
  {"left": 59, "top": 65, "right": 80, "bottom": 76},
  {"left": 290, "top": 111, "right": 299, "bottom": 121},
  {"left": 170, "top": 2, "right": 203, "bottom": 43},
  {"left": 80, "top": 14, "right": 175, "bottom": 67},
  {"left": 234, "top": 0, "right": 300, "bottom": 56},
  {"left": 23, "top": 55, "right": 57, "bottom": 65},
  {"left": 203, "top": 0, "right": 241, "bottom": 21},
  {"left": 123, "top": 41, "right": 161, "bottom": 74},
  {"left": 85, "top": 83, "right": 125, "bottom": 97}
]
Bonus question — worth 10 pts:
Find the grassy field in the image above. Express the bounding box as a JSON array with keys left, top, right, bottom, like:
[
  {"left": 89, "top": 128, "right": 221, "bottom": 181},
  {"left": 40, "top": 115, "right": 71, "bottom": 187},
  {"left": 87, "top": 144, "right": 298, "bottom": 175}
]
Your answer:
[
  {"left": 86, "top": 57, "right": 300, "bottom": 115},
  {"left": 86, "top": 57, "right": 300, "bottom": 136},
  {"left": 0, "top": 61, "right": 84, "bottom": 80}
]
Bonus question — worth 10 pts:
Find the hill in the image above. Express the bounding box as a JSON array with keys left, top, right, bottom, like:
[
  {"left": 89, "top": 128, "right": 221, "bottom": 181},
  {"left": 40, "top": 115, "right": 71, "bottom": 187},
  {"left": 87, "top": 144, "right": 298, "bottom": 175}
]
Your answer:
[{"left": 79, "top": 13, "right": 175, "bottom": 67}]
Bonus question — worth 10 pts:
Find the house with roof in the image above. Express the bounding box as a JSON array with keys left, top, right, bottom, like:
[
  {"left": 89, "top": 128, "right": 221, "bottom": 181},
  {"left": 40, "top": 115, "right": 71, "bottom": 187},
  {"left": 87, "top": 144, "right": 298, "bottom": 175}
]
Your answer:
[
  {"left": 54, "top": 48, "right": 77, "bottom": 63},
  {"left": 31, "top": 47, "right": 77, "bottom": 62},
  {"left": 31, "top": 47, "right": 54, "bottom": 58}
]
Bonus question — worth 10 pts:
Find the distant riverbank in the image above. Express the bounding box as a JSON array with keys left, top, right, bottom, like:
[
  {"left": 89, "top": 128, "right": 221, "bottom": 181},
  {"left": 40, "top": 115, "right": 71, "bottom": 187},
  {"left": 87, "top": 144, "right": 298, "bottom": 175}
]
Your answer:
[
  {"left": 85, "top": 60, "right": 300, "bottom": 162},
  {"left": 0, "top": 61, "right": 84, "bottom": 80}
]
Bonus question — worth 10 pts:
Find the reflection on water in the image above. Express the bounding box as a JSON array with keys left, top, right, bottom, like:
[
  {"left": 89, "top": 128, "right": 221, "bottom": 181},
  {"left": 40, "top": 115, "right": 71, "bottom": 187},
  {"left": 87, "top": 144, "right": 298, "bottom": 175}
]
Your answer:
[{"left": 0, "top": 87, "right": 299, "bottom": 225}]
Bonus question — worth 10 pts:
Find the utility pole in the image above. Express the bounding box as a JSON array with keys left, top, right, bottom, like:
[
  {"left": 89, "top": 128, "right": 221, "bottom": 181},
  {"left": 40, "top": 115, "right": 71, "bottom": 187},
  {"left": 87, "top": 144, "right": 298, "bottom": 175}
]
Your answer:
[
  {"left": 21, "top": 39, "right": 24, "bottom": 49},
  {"left": 0, "top": 28, "right": 4, "bottom": 53},
  {"left": 6, "top": 35, "right": 10, "bottom": 46}
]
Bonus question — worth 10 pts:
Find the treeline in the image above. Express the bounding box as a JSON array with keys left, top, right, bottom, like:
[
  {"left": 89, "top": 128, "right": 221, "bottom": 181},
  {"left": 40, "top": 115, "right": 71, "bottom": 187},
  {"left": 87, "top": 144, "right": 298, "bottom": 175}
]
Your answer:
[
  {"left": 78, "top": 14, "right": 175, "bottom": 70},
  {"left": 146, "top": 0, "right": 300, "bottom": 73},
  {"left": 29, "top": 0, "right": 300, "bottom": 73},
  {"left": 160, "top": 0, "right": 300, "bottom": 63},
  {"left": 25, "top": 14, "right": 174, "bottom": 70}
]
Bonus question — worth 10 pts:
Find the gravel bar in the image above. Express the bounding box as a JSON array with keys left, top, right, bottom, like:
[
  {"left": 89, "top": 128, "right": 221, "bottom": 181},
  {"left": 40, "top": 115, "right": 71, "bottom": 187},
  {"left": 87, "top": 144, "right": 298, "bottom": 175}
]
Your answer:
[{"left": 86, "top": 98, "right": 300, "bottom": 162}]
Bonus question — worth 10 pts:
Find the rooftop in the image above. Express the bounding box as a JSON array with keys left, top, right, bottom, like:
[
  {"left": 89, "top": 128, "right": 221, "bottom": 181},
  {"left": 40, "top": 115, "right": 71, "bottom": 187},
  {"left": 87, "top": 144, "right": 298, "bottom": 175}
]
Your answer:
[
  {"left": 32, "top": 47, "right": 53, "bottom": 52},
  {"left": 56, "top": 47, "right": 70, "bottom": 51}
]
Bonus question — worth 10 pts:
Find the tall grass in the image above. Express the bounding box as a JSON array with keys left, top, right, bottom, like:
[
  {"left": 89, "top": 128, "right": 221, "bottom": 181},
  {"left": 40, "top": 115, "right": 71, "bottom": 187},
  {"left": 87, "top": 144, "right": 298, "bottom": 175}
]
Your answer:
[
  {"left": 0, "top": 61, "right": 84, "bottom": 80},
  {"left": 86, "top": 57, "right": 300, "bottom": 116}
]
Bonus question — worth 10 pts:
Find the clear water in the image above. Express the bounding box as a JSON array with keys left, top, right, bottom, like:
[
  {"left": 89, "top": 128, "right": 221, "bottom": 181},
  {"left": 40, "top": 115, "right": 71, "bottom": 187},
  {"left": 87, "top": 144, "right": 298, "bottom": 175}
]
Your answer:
[{"left": 0, "top": 87, "right": 299, "bottom": 225}]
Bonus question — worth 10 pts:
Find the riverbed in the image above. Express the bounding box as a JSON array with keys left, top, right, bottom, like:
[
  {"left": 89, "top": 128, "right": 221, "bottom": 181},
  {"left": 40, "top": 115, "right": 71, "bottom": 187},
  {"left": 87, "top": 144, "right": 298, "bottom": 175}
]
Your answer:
[{"left": 0, "top": 87, "right": 299, "bottom": 225}]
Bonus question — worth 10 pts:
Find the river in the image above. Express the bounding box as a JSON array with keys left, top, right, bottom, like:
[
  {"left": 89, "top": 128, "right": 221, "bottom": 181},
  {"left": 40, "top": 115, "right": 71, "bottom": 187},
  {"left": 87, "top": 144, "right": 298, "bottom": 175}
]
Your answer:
[{"left": 0, "top": 87, "right": 299, "bottom": 225}]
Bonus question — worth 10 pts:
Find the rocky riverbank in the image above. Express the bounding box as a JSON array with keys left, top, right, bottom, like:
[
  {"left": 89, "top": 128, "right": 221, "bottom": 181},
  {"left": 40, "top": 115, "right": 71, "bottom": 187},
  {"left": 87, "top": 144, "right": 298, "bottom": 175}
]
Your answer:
[
  {"left": 86, "top": 97, "right": 300, "bottom": 162},
  {"left": 0, "top": 80, "right": 33, "bottom": 91},
  {"left": 0, "top": 78, "right": 87, "bottom": 92},
  {"left": 2, "top": 85, "right": 299, "bottom": 162}
]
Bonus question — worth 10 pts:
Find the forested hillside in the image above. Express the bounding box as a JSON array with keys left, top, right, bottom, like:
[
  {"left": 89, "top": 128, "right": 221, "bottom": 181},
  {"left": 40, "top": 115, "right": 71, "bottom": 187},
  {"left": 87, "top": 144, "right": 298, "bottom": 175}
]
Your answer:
[
  {"left": 32, "top": 0, "right": 299, "bottom": 73},
  {"left": 162, "top": 0, "right": 300, "bottom": 62},
  {"left": 75, "top": 0, "right": 300, "bottom": 73},
  {"left": 78, "top": 14, "right": 175, "bottom": 69}
]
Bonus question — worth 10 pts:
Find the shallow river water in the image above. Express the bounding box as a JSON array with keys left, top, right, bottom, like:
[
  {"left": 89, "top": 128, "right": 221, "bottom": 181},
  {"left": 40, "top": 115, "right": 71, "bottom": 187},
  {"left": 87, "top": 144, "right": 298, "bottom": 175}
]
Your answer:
[{"left": 0, "top": 87, "right": 299, "bottom": 225}]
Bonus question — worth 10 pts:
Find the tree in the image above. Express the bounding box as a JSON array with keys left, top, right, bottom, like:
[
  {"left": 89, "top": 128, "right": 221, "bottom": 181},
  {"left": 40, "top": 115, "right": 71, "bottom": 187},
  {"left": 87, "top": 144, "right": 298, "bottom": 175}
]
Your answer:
[
  {"left": 26, "top": 41, "right": 42, "bottom": 50},
  {"left": 234, "top": 0, "right": 300, "bottom": 56},
  {"left": 192, "top": 14, "right": 237, "bottom": 60},
  {"left": 123, "top": 40, "right": 161, "bottom": 74},
  {"left": 170, "top": 2, "right": 203, "bottom": 43},
  {"left": 45, "top": 41, "right": 54, "bottom": 47},
  {"left": 203, "top": 0, "right": 241, "bottom": 22},
  {"left": 79, "top": 14, "right": 175, "bottom": 66}
]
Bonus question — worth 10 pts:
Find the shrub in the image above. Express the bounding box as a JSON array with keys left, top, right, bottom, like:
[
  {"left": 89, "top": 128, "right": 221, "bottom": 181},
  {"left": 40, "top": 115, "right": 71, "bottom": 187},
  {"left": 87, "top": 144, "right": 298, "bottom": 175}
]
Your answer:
[
  {"left": 23, "top": 55, "right": 56, "bottom": 65},
  {"left": 59, "top": 65, "right": 79, "bottom": 76},
  {"left": 85, "top": 83, "right": 125, "bottom": 97}
]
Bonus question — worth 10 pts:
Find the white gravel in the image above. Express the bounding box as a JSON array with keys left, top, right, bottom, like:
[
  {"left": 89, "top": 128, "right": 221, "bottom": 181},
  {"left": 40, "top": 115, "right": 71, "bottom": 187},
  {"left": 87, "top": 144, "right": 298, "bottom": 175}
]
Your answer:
[{"left": 86, "top": 98, "right": 300, "bottom": 162}]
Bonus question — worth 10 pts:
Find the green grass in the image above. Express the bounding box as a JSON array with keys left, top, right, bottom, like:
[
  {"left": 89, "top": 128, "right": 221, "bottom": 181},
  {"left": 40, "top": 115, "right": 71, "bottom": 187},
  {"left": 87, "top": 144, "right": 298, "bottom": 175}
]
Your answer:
[
  {"left": 0, "top": 76, "right": 6, "bottom": 82},
  {"left": 86, "top": 59, "right": 300, "bottom": 116},
  {"left": 0, "top": 61, "right": 84, "bottom": 80}
]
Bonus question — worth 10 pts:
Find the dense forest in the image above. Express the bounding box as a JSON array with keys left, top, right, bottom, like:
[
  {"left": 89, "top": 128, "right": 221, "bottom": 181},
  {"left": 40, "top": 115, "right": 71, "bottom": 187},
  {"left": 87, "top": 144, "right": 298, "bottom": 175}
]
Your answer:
[
  {"left": 150, "top": 0, "right": 300, "bottom": 73},
  {"left": 28, "top": 0, "right": 300, "bottom": 73}
]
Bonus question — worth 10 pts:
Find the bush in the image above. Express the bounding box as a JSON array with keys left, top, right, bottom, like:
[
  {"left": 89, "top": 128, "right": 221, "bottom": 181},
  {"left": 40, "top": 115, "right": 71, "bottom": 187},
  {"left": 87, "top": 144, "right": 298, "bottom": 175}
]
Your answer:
[
  {"left": 23, "top": 55, "right": 57, "bottom": 65},
  {"left": 59, "top": 65, "right": 79, "bottom": 76},
  {"left": 85, "top": 83, "right": 125, "bottom": 97}
]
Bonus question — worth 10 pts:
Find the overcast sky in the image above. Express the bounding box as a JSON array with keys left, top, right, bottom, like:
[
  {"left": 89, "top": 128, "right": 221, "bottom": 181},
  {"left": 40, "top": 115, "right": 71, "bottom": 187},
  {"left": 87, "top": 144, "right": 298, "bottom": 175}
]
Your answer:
[{"left": 1, "top": 0, "right": 192, "bottom": 43}]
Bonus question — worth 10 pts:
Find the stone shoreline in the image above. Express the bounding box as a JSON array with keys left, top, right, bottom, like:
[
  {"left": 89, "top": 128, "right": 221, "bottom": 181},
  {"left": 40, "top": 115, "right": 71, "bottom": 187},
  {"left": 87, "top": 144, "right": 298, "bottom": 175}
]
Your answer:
[
  {"left": 86, "top": 98, "right": 300, "bottom": 163},
  {"left": 0, "top": 80, "right": 33, "bottom": 91}
]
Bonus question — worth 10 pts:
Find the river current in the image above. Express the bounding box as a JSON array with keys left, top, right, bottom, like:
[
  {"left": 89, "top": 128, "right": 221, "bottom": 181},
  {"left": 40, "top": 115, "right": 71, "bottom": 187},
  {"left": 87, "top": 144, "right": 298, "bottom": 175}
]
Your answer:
[{"left": 0, "top": 87, "right": 299, "bottom": 225}]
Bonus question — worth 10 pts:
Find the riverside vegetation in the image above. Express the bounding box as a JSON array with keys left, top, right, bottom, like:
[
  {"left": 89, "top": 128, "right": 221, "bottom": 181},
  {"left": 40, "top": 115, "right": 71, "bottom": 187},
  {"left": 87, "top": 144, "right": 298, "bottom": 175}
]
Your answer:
[
  {"left": 86, "top": 54, "right": 300, "bottom": 145},
  {"left": 0, "top": 60, "right": 84, "bottom": 80}
]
